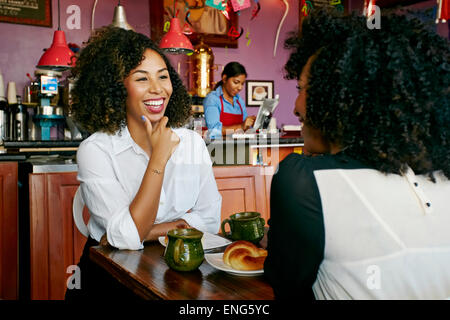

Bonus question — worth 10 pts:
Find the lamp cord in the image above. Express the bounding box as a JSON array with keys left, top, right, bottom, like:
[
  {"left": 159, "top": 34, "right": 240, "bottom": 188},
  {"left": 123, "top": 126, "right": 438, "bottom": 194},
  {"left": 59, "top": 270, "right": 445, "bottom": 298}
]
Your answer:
[
  {"left": 57, "top": 0, "right": 61, "bottom": 30},
  {"left": 91, "top": 0, "right": 98, "bottom": 31}
]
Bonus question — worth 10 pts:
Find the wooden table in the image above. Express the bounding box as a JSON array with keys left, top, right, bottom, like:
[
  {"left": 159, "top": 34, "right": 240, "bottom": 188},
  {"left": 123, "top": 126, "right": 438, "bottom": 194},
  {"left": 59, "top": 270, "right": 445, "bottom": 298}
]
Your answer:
[{"left": 89, "top": 241, "right": 275, "bottom": 300}]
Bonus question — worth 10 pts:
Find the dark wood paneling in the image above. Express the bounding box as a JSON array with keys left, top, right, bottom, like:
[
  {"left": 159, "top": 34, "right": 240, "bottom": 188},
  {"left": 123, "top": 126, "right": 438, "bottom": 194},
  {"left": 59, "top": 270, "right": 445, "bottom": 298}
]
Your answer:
[
  {"left": 30, "top": 172, "right": 84, "bottom": 300},
  {"left": 0, "top": 162, "right": 18, "bottom": 300},
  {"left": 29, "top": 174, "right": 48, "bottom": 299},
  {"left": 47, "top": 173, "right": 81, "bottom": 299}
]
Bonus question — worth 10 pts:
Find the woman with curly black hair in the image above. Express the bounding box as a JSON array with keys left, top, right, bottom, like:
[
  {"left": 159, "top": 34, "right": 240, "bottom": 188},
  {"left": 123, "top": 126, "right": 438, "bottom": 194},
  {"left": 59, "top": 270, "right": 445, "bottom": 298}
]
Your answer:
[
  {"left": 264, "top": 9, "right": 450, "bottom": 300},
  {"left": 66, "top": 27, "right": 221, "bottom": 299}
]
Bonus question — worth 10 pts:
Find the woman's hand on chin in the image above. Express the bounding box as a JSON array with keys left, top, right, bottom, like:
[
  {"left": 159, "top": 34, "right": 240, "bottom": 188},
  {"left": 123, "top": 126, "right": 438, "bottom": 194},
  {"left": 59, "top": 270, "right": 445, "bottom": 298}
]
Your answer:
[{"left": 142, "top": 115, "right": 180, "bottom": 164}]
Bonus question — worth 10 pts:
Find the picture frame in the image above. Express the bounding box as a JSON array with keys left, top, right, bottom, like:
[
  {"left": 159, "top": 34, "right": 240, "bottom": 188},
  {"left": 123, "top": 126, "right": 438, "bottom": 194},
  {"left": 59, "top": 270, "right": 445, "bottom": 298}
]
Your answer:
[
  {"left": 246, "top": 80, "right": 274, "bottom": 107},
  {"left": 0, "top": 0, "right": 52, "bottom": 28},
  {"left": 149, "top": 0, "right": 239, "bottom": 48}
]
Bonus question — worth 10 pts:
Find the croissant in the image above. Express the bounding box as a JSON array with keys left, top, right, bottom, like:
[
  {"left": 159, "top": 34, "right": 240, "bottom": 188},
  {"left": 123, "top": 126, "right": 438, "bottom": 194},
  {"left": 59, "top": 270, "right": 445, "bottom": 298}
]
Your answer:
[{"left": 223, "top": 240, "right": 268, "bottom": 271}]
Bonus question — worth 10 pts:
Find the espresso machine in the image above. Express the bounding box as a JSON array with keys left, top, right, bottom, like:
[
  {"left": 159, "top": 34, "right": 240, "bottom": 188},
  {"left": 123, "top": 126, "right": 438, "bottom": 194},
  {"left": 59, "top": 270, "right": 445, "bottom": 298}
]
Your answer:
[{"left": 33, "top": 69, "right": 65, "bottom": 140}]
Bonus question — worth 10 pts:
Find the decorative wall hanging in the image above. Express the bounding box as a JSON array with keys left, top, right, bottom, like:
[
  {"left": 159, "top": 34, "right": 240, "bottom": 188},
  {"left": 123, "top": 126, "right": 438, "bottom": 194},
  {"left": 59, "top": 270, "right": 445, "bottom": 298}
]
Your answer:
[
  {"left": 245, "top": 28, "right": 251, "bottom": 46},
  {"left": 151, "top": 1, "right": 239, "bottom": 48},
  {"left": 299, "top": 1, "right": 347, "bottom": 33},
  {"left": 251, "top": 0, "right": 261, "bottom": 20},
  {"left": 206, "top": 0, "right": 227, "bottom": 10},
  {"left": 300, "top": 1, "right": 313, "bottom": 17},
  {"left": 230, "top": 0, "right": 251, "bottom": 12}
]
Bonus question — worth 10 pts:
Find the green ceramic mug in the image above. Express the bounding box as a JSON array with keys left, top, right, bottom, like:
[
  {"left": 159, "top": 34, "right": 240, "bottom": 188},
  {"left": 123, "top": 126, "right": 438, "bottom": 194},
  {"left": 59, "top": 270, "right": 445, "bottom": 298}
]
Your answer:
[
  {"left": 221, "top": 212, "right": 265, "bottom": 244},
  {"left": 164, "top": 228, "right": 204, "bottom": 272}
]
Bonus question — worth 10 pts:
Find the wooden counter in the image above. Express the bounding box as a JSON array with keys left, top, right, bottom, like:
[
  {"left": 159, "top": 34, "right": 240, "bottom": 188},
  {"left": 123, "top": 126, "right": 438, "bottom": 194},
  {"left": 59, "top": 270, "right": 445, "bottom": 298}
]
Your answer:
[
  {"left": 89, "top": 241, "right": 274, "bottom": 300},
  {"left": 28, "top": 165, "right": 274, "bottom": 299}
]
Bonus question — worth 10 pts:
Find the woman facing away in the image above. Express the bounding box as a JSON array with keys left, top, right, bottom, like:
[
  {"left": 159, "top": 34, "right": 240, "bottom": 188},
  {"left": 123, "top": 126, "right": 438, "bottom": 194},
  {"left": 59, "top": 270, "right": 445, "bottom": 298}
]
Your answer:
[
  {"left": 66, "top": 26, "right": 221, "bottom": 299},
  {"left": 264, "top": 9, "right": 450, "bottom": 300}
]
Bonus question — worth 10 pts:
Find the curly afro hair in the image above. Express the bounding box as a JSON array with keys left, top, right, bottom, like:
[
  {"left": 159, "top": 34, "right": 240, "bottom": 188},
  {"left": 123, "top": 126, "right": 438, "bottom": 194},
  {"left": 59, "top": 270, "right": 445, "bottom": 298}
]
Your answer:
[
  {"left": 70, "top": 26, "right": 191, "bottom": 134},
  {"left": 285, "top": 9, "right": 450, "bottom": 179}
]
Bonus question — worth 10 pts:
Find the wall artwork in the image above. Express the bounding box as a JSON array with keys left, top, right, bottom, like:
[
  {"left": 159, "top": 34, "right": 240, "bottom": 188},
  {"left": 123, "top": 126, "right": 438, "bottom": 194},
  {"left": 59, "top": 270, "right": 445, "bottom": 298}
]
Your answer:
[{"left": 246, "top": 80, "right": 274, "bottom": 107}]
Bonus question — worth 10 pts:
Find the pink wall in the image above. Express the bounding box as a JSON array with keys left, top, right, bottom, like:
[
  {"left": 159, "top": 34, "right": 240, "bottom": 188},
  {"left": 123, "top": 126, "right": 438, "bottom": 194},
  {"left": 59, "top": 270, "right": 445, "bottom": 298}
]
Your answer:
[
  {"left": 164, "top": 0, "right": 301, "bottom": 127},
  {"left": 0, "top": 0, "right": 149, "bottom": 101},
  {"left": 166, "top": 0, "right": 449, "bottom": 128},
  {"left": 210, "top": 0, "right": 300, "bottom": 127},
  {"left": 1, "top": 0, "right": 447, "bottom": 128},
  {"left": 0, "top": 0, "right": 302, "bottom": 127}
]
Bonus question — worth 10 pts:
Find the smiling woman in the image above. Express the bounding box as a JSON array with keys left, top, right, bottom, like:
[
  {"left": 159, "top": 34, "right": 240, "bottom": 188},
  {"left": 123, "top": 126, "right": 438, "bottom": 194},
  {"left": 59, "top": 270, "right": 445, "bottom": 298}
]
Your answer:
[
  {"left": 67, "top": 26, "right": 222, "bottom": 300},
  {"left": 124, "top": 49, "right": 173, "bottom": 130},
  {"left": 71, "top": 27, "right": 191, "bottom": 133}
]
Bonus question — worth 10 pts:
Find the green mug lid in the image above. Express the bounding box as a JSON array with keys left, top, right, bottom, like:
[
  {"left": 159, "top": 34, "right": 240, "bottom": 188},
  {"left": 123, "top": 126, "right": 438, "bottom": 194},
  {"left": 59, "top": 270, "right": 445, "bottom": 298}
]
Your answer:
[
  {"left": 231, "top": 211, "right": 261, "bottom": 220},
  {"left": 167, "top": 228, "right": 203, "bottom": 239}
]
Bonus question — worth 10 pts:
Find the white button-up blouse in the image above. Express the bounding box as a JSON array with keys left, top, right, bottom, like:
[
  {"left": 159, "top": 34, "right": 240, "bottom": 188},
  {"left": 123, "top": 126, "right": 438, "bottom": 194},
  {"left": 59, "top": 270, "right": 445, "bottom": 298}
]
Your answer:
[{"left": 76, "top": 126, "right": 222, "bottom": 250}]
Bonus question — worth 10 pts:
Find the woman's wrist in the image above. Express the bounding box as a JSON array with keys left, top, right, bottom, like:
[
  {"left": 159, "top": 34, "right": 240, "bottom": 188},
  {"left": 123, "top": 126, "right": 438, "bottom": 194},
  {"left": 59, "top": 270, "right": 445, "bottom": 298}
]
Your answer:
[
  {"left": 145, "top": 219, "right": 191, "bottom": 241},
  {"left": 148, "top": 154, "right": 167, "bottom": 172}
]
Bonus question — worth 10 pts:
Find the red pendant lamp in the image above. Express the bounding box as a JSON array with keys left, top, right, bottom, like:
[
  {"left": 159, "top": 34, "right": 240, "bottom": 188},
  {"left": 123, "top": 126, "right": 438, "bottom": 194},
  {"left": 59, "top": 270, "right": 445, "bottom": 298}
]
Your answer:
[
  {"left": 160, "top": 18, "right": 194, "bottom": 54},
  {"left": 159, "top": 1, "right": 193, "bottom": 55},
  {"left": 37, "top": 0, "right": 76, "bottom": 71}
]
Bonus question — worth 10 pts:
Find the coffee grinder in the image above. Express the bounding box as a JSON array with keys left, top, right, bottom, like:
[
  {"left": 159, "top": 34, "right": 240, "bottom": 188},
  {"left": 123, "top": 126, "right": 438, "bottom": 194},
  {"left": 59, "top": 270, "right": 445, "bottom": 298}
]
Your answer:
[{"left": 33, "top": 69, "right": 65, "bottom": 140}]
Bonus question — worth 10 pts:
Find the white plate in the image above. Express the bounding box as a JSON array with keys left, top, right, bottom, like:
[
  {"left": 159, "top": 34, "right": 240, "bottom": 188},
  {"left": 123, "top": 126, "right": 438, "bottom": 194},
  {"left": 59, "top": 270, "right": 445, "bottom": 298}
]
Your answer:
[
  {"left": 204, "top": 253, "right": 264, "bottom": 276},
  {"left": 158, "top": 232, "right": 231, "bottom": 250}
]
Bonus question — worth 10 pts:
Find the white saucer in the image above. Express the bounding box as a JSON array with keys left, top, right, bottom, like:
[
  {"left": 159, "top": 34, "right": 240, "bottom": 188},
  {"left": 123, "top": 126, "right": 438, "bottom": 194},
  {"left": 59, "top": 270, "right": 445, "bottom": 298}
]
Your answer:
[{"left": 205, "top": 253, "right": 264, "bottom": 276}]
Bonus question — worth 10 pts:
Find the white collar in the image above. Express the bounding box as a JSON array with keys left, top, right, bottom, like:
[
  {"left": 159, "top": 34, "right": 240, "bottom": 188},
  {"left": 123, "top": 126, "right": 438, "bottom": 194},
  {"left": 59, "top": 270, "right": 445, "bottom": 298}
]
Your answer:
[
  {"left": 111, "top": 125, "right": 186, "bottom": 156},
  {"left": 112, "top": 126, "right": 133, "bottom": 155}
]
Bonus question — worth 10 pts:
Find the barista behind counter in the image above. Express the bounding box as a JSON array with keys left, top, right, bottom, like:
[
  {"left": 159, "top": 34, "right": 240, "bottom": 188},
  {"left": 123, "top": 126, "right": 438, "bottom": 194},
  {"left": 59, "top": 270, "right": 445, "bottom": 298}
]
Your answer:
[{"left": 203, "top": 62, "right": 256, "bottom": 139}]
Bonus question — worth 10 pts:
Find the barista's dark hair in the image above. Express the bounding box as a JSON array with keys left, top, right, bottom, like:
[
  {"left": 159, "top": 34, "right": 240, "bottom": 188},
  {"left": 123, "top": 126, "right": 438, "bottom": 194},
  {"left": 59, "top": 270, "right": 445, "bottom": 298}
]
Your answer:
[
  {"left": 214, "top": 61, "right": 247, "bottom": 90},
  {"left": 70, "top": 26, "right": 191, "bottom": 134},
  {"left": 285, "top": 9, "right": 450, "bottom": 179}
]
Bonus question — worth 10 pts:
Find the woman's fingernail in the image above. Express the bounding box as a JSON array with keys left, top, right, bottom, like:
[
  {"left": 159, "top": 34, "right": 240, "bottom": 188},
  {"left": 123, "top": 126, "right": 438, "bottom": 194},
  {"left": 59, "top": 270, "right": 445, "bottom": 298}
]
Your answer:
[{"left": 141, "top": 115, "right": 146, "bottom": 122}]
